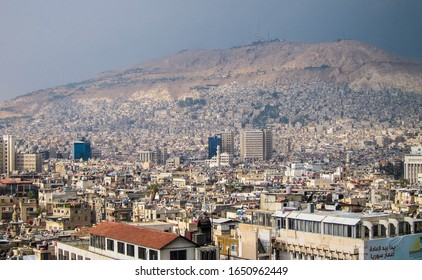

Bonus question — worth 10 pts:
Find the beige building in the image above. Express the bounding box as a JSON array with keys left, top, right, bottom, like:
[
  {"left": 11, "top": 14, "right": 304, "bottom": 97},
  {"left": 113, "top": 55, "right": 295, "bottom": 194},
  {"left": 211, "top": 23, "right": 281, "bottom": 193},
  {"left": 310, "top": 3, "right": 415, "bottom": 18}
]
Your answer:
[
  {"left": 45, "top": 201, "right": 92, "bottom": 230},
  {"left": 240, "top": 129, "right": 273, "bottom": 161},
  {"left": 139, "top": 150, "right": 154, "bottom": 163},
  {"left": 0, "top": 196, "right": 38, "bottom": 223},
  {"left": 0, "top": 135, "right": 16, "bottom": 177},
  {"left": 16, "top": 153, "right": 43, "bottom": 173},
  {"left": 220, "top": 131, "right": 235, "bottom": 155}
]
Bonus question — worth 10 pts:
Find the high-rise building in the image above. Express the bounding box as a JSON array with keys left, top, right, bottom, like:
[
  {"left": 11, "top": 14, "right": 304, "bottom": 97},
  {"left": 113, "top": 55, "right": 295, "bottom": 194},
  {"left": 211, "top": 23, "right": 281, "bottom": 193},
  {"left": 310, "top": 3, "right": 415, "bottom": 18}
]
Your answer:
[
  {"left": 220, "top": 131, "right": 235, "bottom": 156},
  {"left": 0, "top": 135, "right": 16, "bottom": 177},
  {"left": 208, "top": 135, "right": 222, "bottom": 159},
  {"left": 240, "top": 129, "right": 273, "bottom": 161},
  {"left": 263, "top": 129, "right": 273, "bottom": 161},
  {"left": 73, "top": 138, "right": 91, "bottom": 161}
]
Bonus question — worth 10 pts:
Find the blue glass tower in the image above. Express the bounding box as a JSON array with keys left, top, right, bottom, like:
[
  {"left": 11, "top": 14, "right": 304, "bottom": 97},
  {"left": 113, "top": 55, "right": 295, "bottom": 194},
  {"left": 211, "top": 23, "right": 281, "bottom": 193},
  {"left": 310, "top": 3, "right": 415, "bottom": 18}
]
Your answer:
[
  {"left": 208, "top": 135, "right": 221, "bottom": 159},
  {"left": 73, "top": 138, "right": 92, "bottom": 161}
]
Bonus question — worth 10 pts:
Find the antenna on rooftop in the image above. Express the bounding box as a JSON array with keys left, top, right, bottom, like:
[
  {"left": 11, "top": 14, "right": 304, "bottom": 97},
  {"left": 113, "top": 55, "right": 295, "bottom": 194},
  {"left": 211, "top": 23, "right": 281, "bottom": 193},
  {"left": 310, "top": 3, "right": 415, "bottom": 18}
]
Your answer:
[{"left": 256, "top": 21, "right": 262, "bottom": 42}]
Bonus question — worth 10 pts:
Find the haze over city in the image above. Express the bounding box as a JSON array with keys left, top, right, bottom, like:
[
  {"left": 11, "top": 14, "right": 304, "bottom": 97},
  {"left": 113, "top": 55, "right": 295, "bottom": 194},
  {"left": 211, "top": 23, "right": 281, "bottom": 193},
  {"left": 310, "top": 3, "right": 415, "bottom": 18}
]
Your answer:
[
  {"left": 1, "top": 0, "right": 421, "bottom": 102},
  {"left": 0, "top": 0, "right": 422, "bottom": 268}
]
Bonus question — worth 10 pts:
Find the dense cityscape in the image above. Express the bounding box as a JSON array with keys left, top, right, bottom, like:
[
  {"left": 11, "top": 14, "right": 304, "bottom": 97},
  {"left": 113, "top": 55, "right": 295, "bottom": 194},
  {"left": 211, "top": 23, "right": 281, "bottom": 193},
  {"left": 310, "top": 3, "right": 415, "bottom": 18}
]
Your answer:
[{"left": 0, "top": 78, "right": 421, "bottom": 260}]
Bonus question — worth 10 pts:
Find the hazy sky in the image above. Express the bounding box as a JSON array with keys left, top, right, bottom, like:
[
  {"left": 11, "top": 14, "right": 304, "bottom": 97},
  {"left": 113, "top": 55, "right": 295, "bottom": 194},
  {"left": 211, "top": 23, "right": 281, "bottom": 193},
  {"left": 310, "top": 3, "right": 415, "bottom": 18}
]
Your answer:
[{"left": 0, "top": 0, "right": 421, "bottom": 102}]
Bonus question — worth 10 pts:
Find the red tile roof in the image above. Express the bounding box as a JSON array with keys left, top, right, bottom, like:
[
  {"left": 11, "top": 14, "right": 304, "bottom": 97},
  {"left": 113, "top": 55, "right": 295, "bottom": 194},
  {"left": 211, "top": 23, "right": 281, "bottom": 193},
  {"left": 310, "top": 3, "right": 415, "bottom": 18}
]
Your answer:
[{"left": 89, "top": 222, "right": 185, "bottom": 250}]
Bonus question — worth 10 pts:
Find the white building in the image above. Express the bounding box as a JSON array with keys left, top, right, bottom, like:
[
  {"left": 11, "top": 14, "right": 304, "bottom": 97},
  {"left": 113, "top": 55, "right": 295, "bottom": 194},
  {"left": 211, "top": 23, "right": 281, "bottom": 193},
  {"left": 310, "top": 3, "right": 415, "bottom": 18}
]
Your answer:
[
  {"left": 404, "top": 146, "right": 422, "bottom": 185},
  {"left": 272, "top": 209, "right": 422, "bottom": 260},
  {"left": 56, "top": 222, "right": 200, "bottom": 260},
  {"left": 207, "top": 145, "right": 233, "bottom": 167}
]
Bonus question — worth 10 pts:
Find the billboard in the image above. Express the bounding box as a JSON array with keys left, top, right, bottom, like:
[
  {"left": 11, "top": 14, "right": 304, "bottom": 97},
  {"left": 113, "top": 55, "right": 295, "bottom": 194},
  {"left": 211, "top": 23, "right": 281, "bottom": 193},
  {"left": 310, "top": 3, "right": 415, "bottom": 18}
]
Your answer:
[{"left": 365, "top": 233, "right": 422, "bottom": 260}]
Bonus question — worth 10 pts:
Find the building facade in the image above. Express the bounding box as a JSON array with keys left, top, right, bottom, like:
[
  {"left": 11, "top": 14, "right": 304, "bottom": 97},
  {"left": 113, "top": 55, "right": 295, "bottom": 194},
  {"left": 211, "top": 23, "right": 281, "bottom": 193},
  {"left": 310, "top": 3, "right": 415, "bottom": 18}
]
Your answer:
[
  {"left": 272, "top": 209, "right": 422, "bottom": 260},
  {"left": 73, "top": 138, "right": 91, "bottom": 161},
  {"left": 220, "top": 131, "right": 235, "bottom": 156},
  {"left": 240, "top": 129, "right": 273, "bottom": 161},
  {"left": 404, "top": 146, "right": 422, "bottom": 185},
  {"left": 208, "top": 135, "right": 222, "bottom": 159},
  {"left": 16, "top": 153, "right": 43, "bottom": 173},
  {"left": 0, "top": 135, "right": 16, "bottom": 177},
  {"left": 56, "top": 222, "right": 200, "bottom": 260}
]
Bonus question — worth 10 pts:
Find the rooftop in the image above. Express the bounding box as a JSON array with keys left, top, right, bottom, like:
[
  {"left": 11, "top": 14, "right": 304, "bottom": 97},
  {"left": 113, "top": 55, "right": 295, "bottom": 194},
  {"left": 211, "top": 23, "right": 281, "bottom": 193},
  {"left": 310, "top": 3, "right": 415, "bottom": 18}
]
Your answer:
[{"left": 89, "top": 222, "right": 185, "bottom": 250}]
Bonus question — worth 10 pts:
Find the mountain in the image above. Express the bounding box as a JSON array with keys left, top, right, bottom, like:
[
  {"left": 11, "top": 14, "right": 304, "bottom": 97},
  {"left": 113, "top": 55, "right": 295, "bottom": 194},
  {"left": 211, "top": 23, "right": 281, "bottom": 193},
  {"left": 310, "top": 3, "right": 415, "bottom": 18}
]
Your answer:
[{"left": 1, "top": 39, "right": 422, "bottom": 119}]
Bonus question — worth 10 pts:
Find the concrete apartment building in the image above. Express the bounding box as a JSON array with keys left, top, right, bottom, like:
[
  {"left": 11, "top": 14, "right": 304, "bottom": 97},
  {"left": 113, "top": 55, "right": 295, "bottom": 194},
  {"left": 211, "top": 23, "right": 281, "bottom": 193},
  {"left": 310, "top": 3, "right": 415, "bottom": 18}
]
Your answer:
[
  {"left": 0, "top": 135, "right": 16, "bottom": 177},
  {"left": 272, "top": 209, "right": 422, "bottom": 260},
  {"left": 0, "top": 196, "right": 38, "bottom": 223},
  {"left": 16, "top": 153, "right": 43, "bottom": 173},
  {"left": 240, "top": 129, "right": 273, "bottom": 161},
  {"left": 220, "top": 131, "right": 235, "bottom": 156},
  {"left": 45, "top": 201, "right": 92, "bottom": 231},
  {"left": 404, "top": 146, "right": 422, "bottom": 185}
]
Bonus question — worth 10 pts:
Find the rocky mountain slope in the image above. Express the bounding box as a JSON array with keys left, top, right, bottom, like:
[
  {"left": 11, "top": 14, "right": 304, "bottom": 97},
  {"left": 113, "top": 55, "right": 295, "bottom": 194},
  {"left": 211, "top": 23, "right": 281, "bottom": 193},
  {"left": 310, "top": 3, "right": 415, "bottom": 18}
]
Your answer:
[{"left": 1, "top": 39, "right": 421, "bottom": 119}]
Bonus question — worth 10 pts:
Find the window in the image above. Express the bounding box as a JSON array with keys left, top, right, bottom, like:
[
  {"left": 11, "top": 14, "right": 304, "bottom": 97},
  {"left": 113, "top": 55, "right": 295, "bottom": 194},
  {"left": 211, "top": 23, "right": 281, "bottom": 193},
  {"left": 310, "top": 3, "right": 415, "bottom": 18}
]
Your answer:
[
  {"left": 127, "top": 244, "right": 135, "bottom": 257},
  {"left": 373, "top": 225, "right": 379, "bottom": 237},
  {"left": 170, "top": 250, "right": 187, "bottom": 260},
  {"left": 200, "top": 249, "right": 216, "bottom": 260},
  {"left": 138, "top": 247, "right": 147, "bottom": 259},
  {"left": 90, "top": 235, "right": 105, "bottom": 249},
  {"left": 149, "top": 249, "right": 158, "bottom": 260},
  {"left": 58, "top": 249, "right": 64, "bottom": 260},
  {"left": 288, "top": 219, "right": 296, "bottom": 230},
  {"left": 107, "top": 239, "right": 114, "bottom": 251},
  {"left": 117, "top": 242, "right": 125, "bottom": 254}
]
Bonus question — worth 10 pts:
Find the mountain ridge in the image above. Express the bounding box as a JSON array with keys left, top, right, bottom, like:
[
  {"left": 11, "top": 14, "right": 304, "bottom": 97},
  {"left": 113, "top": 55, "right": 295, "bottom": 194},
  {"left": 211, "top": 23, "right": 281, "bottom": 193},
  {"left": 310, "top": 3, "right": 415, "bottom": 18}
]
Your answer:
[{"left": 1, "top": 39, "right": 422, "bottom": 119}]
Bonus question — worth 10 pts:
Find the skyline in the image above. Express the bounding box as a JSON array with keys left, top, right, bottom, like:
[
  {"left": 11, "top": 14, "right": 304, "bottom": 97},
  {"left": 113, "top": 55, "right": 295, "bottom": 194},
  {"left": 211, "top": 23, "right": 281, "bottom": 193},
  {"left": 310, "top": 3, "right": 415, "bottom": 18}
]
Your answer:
[{"left": 1, "top": 0, "right": 422, "bottom": 102}]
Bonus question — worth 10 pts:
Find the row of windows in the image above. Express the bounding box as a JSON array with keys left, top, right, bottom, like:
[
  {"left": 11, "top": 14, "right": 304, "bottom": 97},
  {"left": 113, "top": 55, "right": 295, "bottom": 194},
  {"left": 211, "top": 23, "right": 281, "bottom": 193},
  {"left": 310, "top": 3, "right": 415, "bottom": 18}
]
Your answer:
[
  {"left": 277, "top": 218, "right": 420, "bottom": 238},
  {"left": 58, "top": 249, "right": 90, "bottom": 260},
  {"left": 105, "top": 238, "right": 158, "bottom": 259},
  {"left": 94, "top": 235, "right": 188, "bottom": 260},
  {"left": 277, "top": 218, "right": 359, "bottom": 238}
]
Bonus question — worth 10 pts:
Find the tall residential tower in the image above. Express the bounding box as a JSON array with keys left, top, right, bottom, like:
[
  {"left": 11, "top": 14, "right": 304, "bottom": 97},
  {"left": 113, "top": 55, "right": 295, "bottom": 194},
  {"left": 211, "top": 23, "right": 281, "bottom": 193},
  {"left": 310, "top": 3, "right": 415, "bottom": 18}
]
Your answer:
[{"left": 0, "top": 135, "right": 16, "bottom": 177}]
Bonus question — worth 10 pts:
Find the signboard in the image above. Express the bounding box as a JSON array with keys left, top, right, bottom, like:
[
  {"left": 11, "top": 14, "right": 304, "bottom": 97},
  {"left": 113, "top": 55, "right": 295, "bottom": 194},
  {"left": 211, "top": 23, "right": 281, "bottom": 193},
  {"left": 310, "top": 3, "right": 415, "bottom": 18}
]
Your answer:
[{"left": 366, "top": 233, "right": 422, "bottom": 260}]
